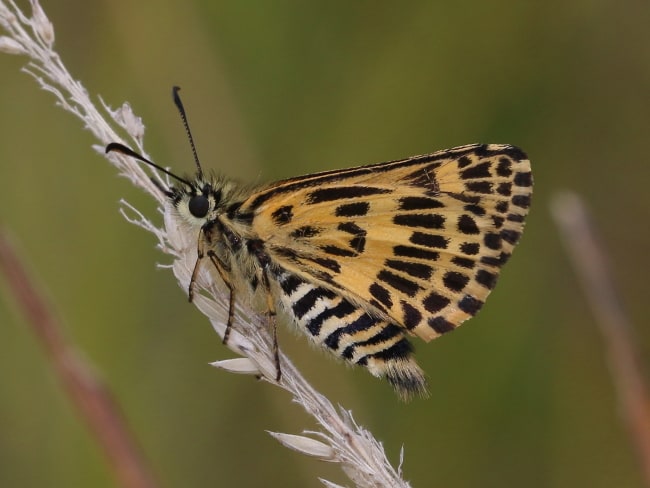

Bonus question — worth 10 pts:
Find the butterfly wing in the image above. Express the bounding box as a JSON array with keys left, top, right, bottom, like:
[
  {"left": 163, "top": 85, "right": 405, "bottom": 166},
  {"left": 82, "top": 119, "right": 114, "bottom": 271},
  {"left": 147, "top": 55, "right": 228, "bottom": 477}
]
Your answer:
[{"left": 240, "top": 144, "right": 532, "bottom": 343}]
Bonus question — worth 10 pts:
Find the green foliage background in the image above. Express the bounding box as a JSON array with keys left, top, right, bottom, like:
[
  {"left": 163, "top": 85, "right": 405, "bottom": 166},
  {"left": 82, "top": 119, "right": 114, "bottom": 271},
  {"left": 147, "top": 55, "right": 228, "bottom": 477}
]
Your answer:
[{"left": 1, "top": 1, "right": 649, "bottom": 486}]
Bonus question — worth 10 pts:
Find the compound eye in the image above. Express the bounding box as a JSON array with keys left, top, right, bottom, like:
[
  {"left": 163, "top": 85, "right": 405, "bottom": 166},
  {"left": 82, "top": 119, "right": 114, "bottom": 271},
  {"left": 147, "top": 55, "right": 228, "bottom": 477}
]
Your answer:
[{"left": 188, "top": 195, "right": 210, "bottom": 218}]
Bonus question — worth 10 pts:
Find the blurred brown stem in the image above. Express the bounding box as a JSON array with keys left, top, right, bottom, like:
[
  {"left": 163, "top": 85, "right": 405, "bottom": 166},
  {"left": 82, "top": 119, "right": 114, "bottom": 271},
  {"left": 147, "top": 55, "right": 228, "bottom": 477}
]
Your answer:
[
  {"left": 0, "top": 229, "right": 159, "bottom": 488},
  {"left": 551, "top": 192, "right": 650, "bottom": 486}
]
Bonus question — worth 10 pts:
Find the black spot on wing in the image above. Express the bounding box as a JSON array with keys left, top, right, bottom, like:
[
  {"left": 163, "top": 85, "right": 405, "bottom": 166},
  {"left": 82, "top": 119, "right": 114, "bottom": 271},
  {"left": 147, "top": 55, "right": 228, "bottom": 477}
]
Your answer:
[
  {"left": 307, "top": 256, "right": 341, "bottom": 273},
  {"left": 394, "top": 214, "right": 445, "bottom": 229},
  {"left": 405, "top": 166, "right": 440, "bottom": 193},
  {"left": 497, "top": 182, "right": 512, "bottom": 196},
  {"left": 514, "top": 171, "right": 533, "bottom": 187},
  {"left": 458, "top": 295, "right": 483, "bottom": 315},
  {"left": 280, "top": 274, "right": 305, "bottom": 295},
  {"left": 496, "top": 158, "right": 512, "bottom": 177},
  {"left": 349, "top": 235, "right": 366, "bottom": 254},
  {"left": 290, "top": 226, "right": 321, "bottom": 239},
  {"left": 501, "top": 229, "right": 521, "bottom": 245},
  {"left": 428, "top": 316, "right": 455, "bottom": 334},
  {"left": 369, "top": 283, "right": 392, "bottom": 309},
  {"left": 512, "top": 194, "right": 531, "bottom": 209},
  {"left": 353, "top": 323, "right": 402, "bottom": 349},
  {"left": 466, "top": 181, "right": 493, "bottom": 194},
  {"left": 338, "top": 222, "right": 365, "bottom": 236},
  {"left": 335, "top": 201, "right": 370, "bottom": 217},
  {"left": 377, "top": 270, "right": 421, "bottom": 297},
  {"left": 451, "top": 256, "right": 475, "bottom": 269},
  {"left": 423, "top": 292, "right": 450, "bottom": 313},
  {"left": 393, "top": 245, "right": 440, "bottom": 261},
  {"left": 460, "top": 161, "right": 492, "bottom": 179},
  {"left": 385, "top": 259, "right": 433, "bottom": 279},
  {"left": 475, "top": 269, "right": 497, "bottom": 289},
  {"left": 292, "top": 288, "right": 337, "bottom": 319},
  {"left": 271, "top": 205, "right": 293, "bottom": 225},
  {"left": 341, "top": 345, "right": 355, "bottom": 360},
  {"left": 398, "top": 196, "right": 445, "bottom": 210},
  {"left": 443, "top": 271, "right": 470, "bottom": 292},
  {"left": 324, "top": 313, "right": 375, "bottom": 350},
  {"left": 471, "top": 144, "right": 490, "bottom": 157},
  {"left": 337, "top": 222, "right": 367, "bottom": 253},
  {"left": 342, "top": 314, "right": 403, "bottom": 360},
  {"left": 448, "top": 192, "right": 481, "bottom": 204},
  {"left": 460, "top": 242, "right": 480, "bottom": 255},
  {"left": 321, "top": 245, "right": 357, "bottom": 257},
  {"left": 484, "top": 233, "right": 502, "bottom": 250},
  {"left": 464, "top": 204, "right": 485, "bottom": 216},
  {"left": 306, "top": 299, "right": 357, "bottom": 336},
  {"left": 367, "top": 336, "right": 413, "bottom": 361},
  {"left": 410, "top": 232, "right": 449, "bottom": 249},
  {"left": 307, "top": 186, "right": 390, "bottom": 203},
  {"left": 457, "top": 156, "right": 472, "bottom": 168},
  {"left": 458, "top": 214, "right": 480, "bottom": 235},
  {"left": 401, "top": 301, "right": 423, "bottom": 329},
  {"left": 480, "top": 255, "right": 507, "bottom": 267}
]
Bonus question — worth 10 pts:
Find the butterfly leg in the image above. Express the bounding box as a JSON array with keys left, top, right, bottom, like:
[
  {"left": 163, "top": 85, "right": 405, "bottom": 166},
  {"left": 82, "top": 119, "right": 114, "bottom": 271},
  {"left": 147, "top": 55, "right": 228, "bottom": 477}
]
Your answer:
[
  {"left": 206, "top": 250, "right": 236, "bottom": 344},
  {"left": 189, "top": 233, "right": 237, "bottom": 345},
  {"left": 188, "top": 237, "right": 205, "bottom": 303},
  {"left": 260, "top": 268, "right": 281, "bottom": 382}
]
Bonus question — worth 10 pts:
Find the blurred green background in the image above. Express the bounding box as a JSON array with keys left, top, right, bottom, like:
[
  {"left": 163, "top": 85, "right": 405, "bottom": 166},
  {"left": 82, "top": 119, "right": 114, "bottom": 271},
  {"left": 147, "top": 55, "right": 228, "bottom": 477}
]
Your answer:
[{"left": 1, "top": 1, "right": 649, "bottom": 486}]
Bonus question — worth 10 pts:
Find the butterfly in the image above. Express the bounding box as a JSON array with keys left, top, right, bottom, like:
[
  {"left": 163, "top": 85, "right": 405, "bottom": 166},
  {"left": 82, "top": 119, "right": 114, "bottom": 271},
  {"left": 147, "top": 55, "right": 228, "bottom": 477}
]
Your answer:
[{"left": 107, "top": 87, "right": 532, "bottom": 400}]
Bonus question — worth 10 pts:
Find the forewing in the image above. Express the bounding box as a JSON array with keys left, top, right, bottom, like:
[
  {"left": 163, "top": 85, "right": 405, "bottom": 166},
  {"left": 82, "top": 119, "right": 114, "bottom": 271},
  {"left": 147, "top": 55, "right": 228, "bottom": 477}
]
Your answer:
[{"left": 240, "top": 144, "right": 532, "bottom": 342}]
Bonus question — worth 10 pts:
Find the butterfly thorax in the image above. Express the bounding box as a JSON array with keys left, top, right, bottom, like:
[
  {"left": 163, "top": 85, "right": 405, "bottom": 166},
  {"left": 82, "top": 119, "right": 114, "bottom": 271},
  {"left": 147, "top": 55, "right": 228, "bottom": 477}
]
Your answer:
[
  {"left": 169, "top": 175, "right": 272, "bottom": 290},
  {"left": 170, "top": 176, "right": 247, "bottom": 226}
]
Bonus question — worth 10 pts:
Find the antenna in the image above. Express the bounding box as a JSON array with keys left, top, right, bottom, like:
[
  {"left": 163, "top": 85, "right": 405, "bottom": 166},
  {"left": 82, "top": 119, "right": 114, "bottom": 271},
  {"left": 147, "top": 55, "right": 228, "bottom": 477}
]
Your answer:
[
  {"left": 172, "top": 86, "right": 203, "bottom": 179},
  {"left": 105, "top": 142, "right": 194, "bottom": 190}
]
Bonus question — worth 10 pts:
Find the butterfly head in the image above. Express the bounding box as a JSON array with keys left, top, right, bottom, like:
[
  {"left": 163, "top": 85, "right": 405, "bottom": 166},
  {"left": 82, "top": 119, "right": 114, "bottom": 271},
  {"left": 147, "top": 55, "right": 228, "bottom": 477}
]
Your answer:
[{"left": 169, "top": 178, "right": 222, "bottom": 228}]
